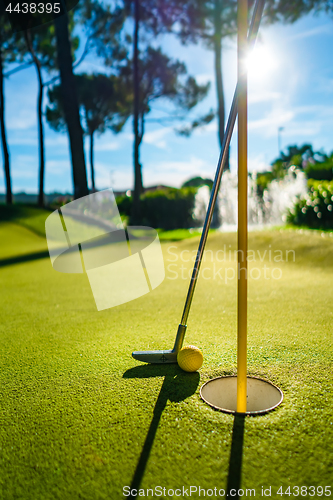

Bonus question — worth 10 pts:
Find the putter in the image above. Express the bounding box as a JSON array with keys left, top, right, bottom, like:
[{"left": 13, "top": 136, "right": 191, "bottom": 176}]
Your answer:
[{"left": 132, "top": 0, "right": 266, "bottom": 364}]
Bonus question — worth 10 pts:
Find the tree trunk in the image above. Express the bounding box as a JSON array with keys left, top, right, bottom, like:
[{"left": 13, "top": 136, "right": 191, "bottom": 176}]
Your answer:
[
  {"left": 37, "top": 75, "right": 45, "bottom": 207},
  {"left": 90, "top": 131, "right": 95, "bottom": 191},
  {"left": 55, "top": 14, "right": 88, "bottom": 200},
  {"left": 25, "top": 30, "right": 46, "bottom": 208},
  {"left": 213, "top": 0, "right": 229, "bottom": 170},
  {"left": 0, "top": 49, "right": 12, "bottom": 204},
  {"left": 131, "top": 0, "right": 143, "bottom": 223}
]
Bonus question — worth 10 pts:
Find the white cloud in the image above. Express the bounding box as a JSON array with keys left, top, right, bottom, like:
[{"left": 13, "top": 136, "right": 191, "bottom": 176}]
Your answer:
[
  {"left": 9, "top": 134, "right": 38, "bottom": 146},
  {"left": 94, "top": 141, "right": 121, "bottom": 152},
  {"left": 12, "top": 187, "right": 38, "bottom": 194},
  {"left": 228, "top": 153, "right": 270, "bottom": 174},
  {"left": 47, "top": 160, "right": 71, "bottom": 174},
  {"left": 248, "top": 153, "right": 270, "bottom": 173},
  {"left": 12, "top": 170, "right": 36, "bottom": 180},
  {"left": 94, "top": 162, "right": 133, "bottom": 191},
  {"left": 288, "top": 24, "right": 333, "bottom": 41},
  {"left": 7, "top": 110, "right": 36, "bottom": 131},
  {"left": 6, "top": 71, "right": 38, "bottom": 131},
  {"left": 121, "top": 132, "right": 134, "bottom": 142},
  {"left": 281, "top": 123, "right": 322, "bottom": 138},
  {"left": 14, "top": 154, "right": 36, "bottom": 165},
  {"left": 45, "top": 136, "right": 68, "bottom": 147},
  {"left": 248, "top": 106, "right": 329, "bottom": 145},
  {"left": 191, "top": 119, "right": 218, "bottom": 135},
  {"left": 294, "top": 104, "right": 326, "bottom": 115},
  {"left": 248, "top": 109, "right": 295, "bottom": 135},
  {"left": 90, "top": 157, "right": 217, "bottom": 191},
  {"left": 195, "top": 73, "right": 214, "bottom": 85},
  {"left": 320, "top": 105, "right": 333, "bottom": 119},
  {"left": 75, "top": 61, "right": 108, "bottom": 74},
  {"left": 318, "top": 78, "right": 333, "bottom": 94},
  {"left": 248, "top": 102, "right": 333, "bottom": 142},
  {"left": 143, "top": 127, "right": 172, "bottom": 149},
  {"left": 143, "top": 157, "right": 215, "bottom": 187},
  {"left": 248, "top": 90, "right": 281, "bottom": 104},
  {"left": 91, "top": 157, "right": 219, "bottom": 192}
]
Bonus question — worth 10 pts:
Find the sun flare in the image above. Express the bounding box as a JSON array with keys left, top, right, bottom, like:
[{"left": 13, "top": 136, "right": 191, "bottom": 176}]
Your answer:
[{"left": 246, "top": 45, "right": 278, "bottom": 80}]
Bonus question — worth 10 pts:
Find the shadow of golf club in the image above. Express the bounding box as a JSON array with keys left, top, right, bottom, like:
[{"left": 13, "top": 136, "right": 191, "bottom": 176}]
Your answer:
[
  {"left": 225, "top": 414, "right": 246, "bottom": 500},
  {"left": 0, "top": 250, "right": 50, "bottom": 268},
  {"left": 123, "top": 364, "right": 200, "bottom": 498}
]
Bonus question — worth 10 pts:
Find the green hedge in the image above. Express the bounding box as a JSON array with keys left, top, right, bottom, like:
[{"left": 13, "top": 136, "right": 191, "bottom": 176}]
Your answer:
[
  {"left": 182, "top": 176, "right": 213, "bottom": 189},
  {"left": 116, "top": 195, "right": 132, "bottom": 217},
  {"left": 255, "top": 172, "right": 274, "bottom": 197},
  {"left": 287, "top": 180, "right": 333, "bottom": 229},
  {"left": 116, "top": 187, "right": 198, "bottom": 229},
  {"left": 305, "top": 160, "right": 333, "bottom": 180}
]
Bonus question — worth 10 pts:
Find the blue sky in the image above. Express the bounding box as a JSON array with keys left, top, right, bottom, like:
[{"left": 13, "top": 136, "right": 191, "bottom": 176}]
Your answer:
[{"left": 0, "top": 9, "right": 333, "bottom": 194}]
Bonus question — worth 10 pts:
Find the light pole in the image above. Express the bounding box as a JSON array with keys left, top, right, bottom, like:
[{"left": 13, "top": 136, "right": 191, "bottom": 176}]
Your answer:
[
  {"left": 110, "top": 169, "right": 115, "bottom": 189},
  {"left": 278, "top": 126, "right": 284, "bottom": 155}
]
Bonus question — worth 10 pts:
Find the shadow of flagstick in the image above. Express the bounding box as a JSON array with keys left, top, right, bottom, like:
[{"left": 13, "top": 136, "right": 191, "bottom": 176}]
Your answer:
[
  {"left": 226, "top": 414, "right": 246, "bottom": 500},
  {"left": 123, "top": 365, "right": 200, "bottom": 499}
]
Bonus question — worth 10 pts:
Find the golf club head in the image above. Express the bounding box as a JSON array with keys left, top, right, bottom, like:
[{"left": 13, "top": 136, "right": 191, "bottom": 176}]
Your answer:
[
  {"left": 132, "top": 349, "right": 178, "bottom": 364},
  {"left": 132, "top": 324, "right": 187, "bottom": 364}
]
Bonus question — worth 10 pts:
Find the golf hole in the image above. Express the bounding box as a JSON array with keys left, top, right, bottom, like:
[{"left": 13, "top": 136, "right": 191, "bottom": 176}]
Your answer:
[{"left": 200, "top": 376, "right": 283, "bottom": 415}]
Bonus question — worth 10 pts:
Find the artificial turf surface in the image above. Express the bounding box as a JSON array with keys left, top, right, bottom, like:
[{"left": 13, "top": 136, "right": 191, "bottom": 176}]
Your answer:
[{"left": 0, "top": 206, "right": 332, "bottom": 499}]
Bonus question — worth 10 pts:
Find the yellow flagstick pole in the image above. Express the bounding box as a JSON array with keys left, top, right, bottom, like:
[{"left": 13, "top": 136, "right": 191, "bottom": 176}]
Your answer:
[{"left": 237, "top": 0, "right": 248, "bottom": 413}]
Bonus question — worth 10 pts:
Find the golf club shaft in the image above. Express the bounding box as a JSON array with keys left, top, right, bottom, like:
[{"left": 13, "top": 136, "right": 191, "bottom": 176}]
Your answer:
[
  {"left": 178, "top": 0, "right": 266, "bottom": 331},
  {"left": 132, "top": 0, "right": 266, "bottom": 363}
]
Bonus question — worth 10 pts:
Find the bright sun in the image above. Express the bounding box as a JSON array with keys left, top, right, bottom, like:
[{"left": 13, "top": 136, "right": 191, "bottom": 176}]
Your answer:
[{"left": 246, "top": 45, "right": 278, "bottom": 80}]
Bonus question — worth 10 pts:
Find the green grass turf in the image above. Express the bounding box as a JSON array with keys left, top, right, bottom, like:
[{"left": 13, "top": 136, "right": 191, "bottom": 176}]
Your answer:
[
  {"left": 0, "top": 208, "right": 332, "bottom": 499},
  {"left": 157, "top": 229, "right": 211, "bottom": 241},
  {"left": 0, "top": 204, "right": 52, "bottom": 238}
]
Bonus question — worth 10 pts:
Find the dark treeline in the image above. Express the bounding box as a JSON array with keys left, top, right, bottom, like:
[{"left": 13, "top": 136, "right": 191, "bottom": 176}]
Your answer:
[{"left": 0, "top": 0, "right": 331, "bottom": 219}]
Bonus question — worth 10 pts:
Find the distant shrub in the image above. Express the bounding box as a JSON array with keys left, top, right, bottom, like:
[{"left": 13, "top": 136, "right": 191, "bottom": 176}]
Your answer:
[
  {"left": 262, "top": 147, "right": 333, "bottom": 193},
  {"left": 305, "top": 160, "right": 333, "bottom": 181},
  {"left": 117, "top": 188, "right": 198, "bottom": 229},
  {"left": 287, "top": 180, "right": 333, "bottom": 228},
  {"left": 140, "top": 187, "right": 197, "bottom": 229},
  {"left": 289, "top": 154, "right": 303, "bottom": 168},
  {"left": 307, "top": 179, "right": 333, "bottom": 191},
  {"left": 182, "top": 176, "right": 213, "bottom": 190},
  {"left": 116, "top": 195, "right": 132, "bottom": 217},
  {"left": 255, "top": 172, "right": 274, "bottom": 198},
  {"left": 49, "top": 195, "right": 73, "bottom": 210}
]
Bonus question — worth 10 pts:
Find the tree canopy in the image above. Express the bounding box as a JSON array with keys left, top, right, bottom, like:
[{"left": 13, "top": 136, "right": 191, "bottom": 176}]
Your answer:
[{"left": 47, "top": 73, "right": 132, "bottom": 189}]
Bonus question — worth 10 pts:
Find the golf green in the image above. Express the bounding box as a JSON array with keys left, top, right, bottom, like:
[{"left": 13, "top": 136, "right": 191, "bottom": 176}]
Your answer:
[{"left": 0, "top": 209, "right": 332, "bottom": 499}]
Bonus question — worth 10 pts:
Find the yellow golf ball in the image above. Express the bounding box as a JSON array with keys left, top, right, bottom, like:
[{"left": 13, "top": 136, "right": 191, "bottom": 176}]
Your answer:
[{"left": 177, "top": 345, "right": 203, "bottom": 372}]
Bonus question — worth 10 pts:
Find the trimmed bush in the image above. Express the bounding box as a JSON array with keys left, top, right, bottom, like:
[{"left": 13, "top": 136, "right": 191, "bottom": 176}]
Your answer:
[
  {"left": 305, "top": 160, "right": 333, "bottom": 180},
  {"left": 140, "top": 187, "right": 197, "bottom": 229},
  {"left": 256, "top": 172, "right": 274, "bottom": 198},
  {"left": 116, "top": 195, "right": 132, "bottom": 217},
  {"left": 116, "top": 187, "right": 198, "bottom": 229},
  {"left": 287, "top": 180, "right": 333, "bottom": 229},
  {"left": 182, "top": 176, "right": 213, "bottom": 190}
]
